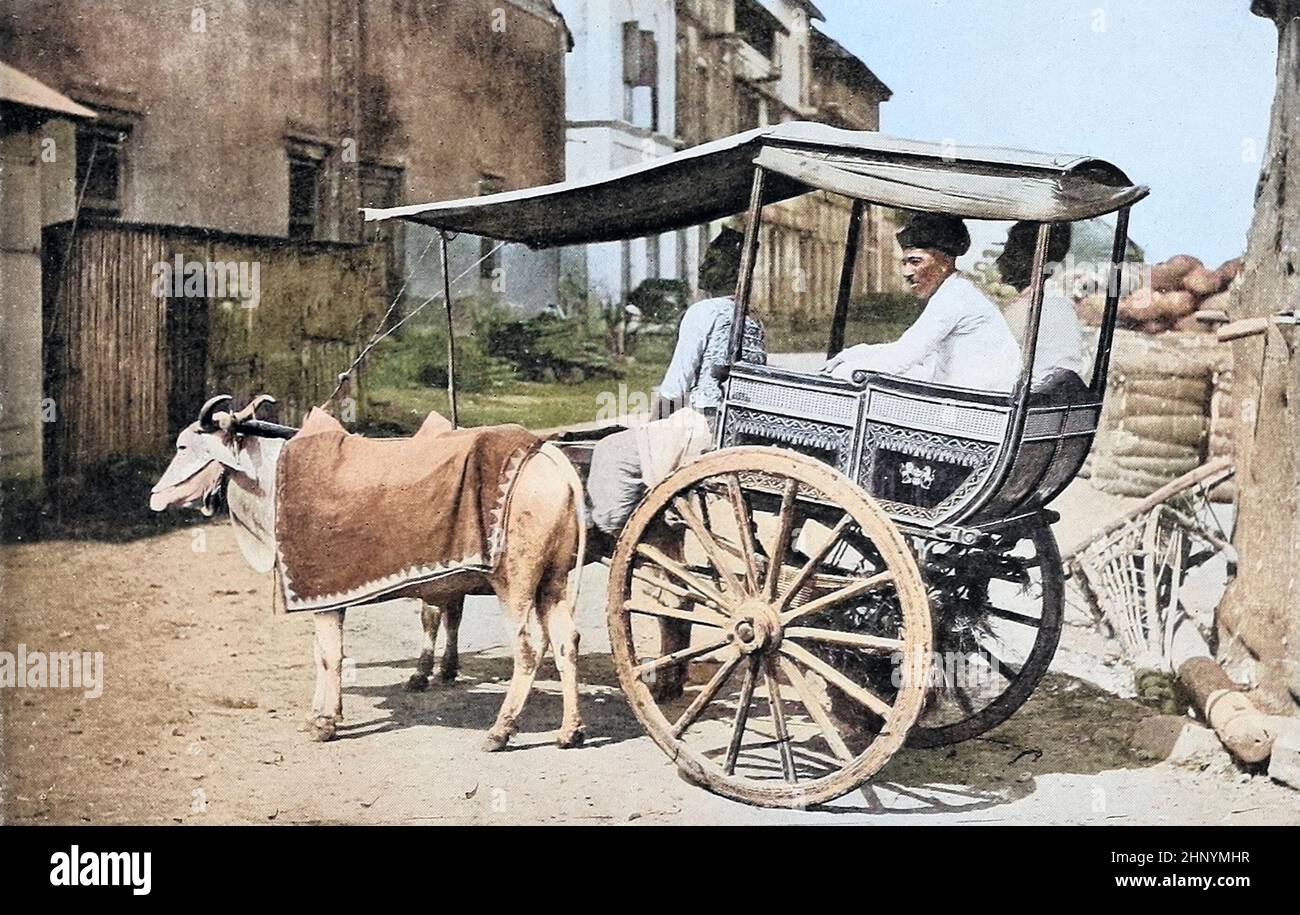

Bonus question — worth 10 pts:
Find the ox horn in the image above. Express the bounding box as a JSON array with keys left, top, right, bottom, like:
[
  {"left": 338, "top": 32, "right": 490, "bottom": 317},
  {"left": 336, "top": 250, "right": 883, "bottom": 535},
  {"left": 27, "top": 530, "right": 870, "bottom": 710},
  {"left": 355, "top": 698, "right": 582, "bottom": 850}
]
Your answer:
[
  {"left": 224, "top": 394, "right": 278, "bottom": 429},
  {"left": 198, "top": 394, "right": 234, "bottom": 432}
]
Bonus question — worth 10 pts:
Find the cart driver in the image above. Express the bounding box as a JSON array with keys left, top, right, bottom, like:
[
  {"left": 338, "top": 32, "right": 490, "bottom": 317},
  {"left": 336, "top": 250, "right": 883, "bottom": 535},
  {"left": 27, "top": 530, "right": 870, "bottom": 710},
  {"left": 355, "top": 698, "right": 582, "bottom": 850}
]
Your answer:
[
  {"left": 823, "top": 213, "right": 1022, "bottom": 392},
  {"left": 586, "top": 227, "right": 766, "bottom": 542}
]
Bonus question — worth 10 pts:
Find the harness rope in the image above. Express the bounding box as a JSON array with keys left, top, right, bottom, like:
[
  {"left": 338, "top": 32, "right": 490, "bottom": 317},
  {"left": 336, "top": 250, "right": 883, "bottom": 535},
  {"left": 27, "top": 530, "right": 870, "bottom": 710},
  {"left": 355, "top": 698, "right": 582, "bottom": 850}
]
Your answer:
[{"left": 320, "top": 237, "right": 507, "bottom": 409}]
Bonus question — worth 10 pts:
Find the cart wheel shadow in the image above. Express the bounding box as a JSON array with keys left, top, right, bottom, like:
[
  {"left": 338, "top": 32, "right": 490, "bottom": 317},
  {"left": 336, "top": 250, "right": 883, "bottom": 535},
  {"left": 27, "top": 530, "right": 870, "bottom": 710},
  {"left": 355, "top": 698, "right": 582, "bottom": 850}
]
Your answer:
[
  {"left": 806, "top": 673, "right": 1160, "bottom": 817},
  {"left": 339, "top": 650, "right": 646, "bottom": 747}
]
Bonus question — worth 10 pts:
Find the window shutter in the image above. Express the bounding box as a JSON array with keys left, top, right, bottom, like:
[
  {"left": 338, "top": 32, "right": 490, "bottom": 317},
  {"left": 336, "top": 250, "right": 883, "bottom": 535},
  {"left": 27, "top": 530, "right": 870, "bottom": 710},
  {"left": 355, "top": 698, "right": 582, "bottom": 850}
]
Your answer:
[
  {"left": 622, "top": 22, "right": 641, "bottom": 84},
  {"left": 638, "top": 30, "right": 657, "bottom": 87},
  {"left": 623, "top": 22, "right": 657, "bottom": 88}
]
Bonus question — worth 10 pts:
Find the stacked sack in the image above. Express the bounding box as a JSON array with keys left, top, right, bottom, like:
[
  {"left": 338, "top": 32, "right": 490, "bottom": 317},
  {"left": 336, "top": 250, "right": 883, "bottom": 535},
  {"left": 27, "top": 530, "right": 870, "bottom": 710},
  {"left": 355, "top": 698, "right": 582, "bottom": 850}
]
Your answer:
[
  {"left": 1115, "top": 255, "right": 1244, "bottom": 333},
  {"left": 1086, "top": 330, "right": 1232, "bottom": 498}
]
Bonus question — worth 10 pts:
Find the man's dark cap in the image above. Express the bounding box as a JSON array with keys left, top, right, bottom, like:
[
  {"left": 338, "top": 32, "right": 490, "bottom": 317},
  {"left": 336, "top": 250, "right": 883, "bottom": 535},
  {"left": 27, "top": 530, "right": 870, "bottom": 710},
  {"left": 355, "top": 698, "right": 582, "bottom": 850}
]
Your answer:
[{"left": 896, "top": 213, "right": 970, "bottom": 258}]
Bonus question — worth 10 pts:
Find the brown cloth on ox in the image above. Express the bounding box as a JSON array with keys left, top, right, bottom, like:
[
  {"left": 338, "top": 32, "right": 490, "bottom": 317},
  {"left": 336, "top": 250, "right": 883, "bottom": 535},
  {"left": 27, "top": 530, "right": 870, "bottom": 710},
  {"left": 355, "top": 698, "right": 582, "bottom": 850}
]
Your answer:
[{"left": 275, "top": 408, "right": 541, "bottom": 613}]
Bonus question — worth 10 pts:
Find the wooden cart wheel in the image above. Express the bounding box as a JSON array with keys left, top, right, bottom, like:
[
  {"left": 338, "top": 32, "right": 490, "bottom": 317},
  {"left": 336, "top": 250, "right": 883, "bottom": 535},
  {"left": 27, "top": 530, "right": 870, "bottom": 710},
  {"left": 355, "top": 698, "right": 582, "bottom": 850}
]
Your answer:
[
  {"left": 607, "top": 447, "right": 931, "bottom": 808},
  {"left": 905, "top": 517, "right": 1064, "bottom": 748}
]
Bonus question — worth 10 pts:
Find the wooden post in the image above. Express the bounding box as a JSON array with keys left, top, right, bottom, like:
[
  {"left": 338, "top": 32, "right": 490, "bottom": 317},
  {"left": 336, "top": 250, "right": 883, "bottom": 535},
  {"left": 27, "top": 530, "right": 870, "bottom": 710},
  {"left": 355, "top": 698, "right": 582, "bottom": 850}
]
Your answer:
[
  {"left": 728, "top": 167, "right": 766, "bottom": 364},
  {"left": 439, "top": 232, "right": 459, "bottom": 428},
  {"left": 827, "top": 199, "right": 865, "bottom": 359},
  {"left": 1178, "top": 656, "right": 1276, "bottom": 763},
  {"left": 1216, "top": 0, "right": 1300, "bottom": 710}
]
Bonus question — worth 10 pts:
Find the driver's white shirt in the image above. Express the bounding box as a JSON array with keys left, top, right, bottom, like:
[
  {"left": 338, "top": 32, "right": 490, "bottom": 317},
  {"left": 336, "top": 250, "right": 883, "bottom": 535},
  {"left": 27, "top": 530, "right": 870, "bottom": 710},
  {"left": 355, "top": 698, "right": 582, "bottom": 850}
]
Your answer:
[{"left": 828, "top": 274, "right": 1022, "bottom": 392}]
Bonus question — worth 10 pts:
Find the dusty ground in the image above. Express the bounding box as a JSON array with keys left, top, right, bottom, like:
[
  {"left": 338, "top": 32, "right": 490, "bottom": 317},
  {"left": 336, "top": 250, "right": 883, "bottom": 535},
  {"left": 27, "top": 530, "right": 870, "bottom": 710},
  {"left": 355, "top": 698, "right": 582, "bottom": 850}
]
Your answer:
[{"left": 2, "top": 476, "right": 1296, "bottom": 825}]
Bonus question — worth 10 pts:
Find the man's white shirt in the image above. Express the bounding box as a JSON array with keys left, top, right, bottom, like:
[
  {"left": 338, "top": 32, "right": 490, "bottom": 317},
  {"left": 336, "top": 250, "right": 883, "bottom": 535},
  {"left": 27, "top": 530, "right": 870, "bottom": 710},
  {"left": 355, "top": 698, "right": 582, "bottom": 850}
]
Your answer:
[
  {"left": 1007, "top": 287, "right": 1091, "bottom": 387},
  {"left": 828, "top": 274, "right": 1022, "bottom": 392}
]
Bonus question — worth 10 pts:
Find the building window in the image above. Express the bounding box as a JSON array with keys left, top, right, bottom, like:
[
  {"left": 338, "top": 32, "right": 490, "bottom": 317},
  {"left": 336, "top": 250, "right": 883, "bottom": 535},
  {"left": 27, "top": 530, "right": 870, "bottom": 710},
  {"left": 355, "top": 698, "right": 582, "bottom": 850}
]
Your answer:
[
  {"left": 736, "top": 0, "right": 779, "bottom": 60},
  {"left": 360, "top": 162, "right": 405, "bottom": 301},
  {"left": 478, "top": 174, "right": 504, "bottom": 281},
  {"left": 75, "top": 123, "right": 129, "bottom": 215},
  {"left": 622, "top": 21, "right": 658, "bottom": 131},
  {"left": 287, "top": 154, "right": 322, "bottom": 241},
  {"left": 360, "top": 163, "right": 403, "bottom": 243},
  {"left": 737, "top": 85, "right": 766, "bottom": 131}
]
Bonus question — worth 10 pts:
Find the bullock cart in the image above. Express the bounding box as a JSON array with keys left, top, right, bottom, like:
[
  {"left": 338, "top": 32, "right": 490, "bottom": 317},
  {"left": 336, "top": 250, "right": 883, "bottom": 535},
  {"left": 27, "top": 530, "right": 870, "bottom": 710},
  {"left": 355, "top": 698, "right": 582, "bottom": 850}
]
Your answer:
[{"left": 361, "top": 122, "right": 1149, "bottom": 807}]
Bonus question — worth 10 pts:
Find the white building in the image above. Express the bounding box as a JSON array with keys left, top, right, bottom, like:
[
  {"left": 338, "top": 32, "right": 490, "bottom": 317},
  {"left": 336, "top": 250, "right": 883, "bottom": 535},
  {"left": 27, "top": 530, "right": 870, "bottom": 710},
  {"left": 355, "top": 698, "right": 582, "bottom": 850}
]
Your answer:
[{"left": 555, "top": 0, "right": 686, "bottom": 308}]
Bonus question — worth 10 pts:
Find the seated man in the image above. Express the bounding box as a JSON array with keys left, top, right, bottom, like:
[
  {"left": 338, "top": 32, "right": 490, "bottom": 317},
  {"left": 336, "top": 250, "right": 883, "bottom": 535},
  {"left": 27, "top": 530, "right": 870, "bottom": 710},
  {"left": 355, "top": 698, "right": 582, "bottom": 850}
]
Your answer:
[
  {"left": 824, "top": 214, "right": 1022, "bottom": 392},
  {"left": 586, "top": 227, "right": 766, "bottom": 538},
  {"left": 996, "top": 220, "right": 1089, "bottom": 390}
]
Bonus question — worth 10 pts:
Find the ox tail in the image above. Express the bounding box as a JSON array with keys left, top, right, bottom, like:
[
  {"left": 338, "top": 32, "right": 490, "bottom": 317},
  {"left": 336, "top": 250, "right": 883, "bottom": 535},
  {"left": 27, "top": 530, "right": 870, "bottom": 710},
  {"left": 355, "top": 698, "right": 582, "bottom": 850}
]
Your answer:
[{"left": 536, "top": 442, "right": 587, "bottom": 615}]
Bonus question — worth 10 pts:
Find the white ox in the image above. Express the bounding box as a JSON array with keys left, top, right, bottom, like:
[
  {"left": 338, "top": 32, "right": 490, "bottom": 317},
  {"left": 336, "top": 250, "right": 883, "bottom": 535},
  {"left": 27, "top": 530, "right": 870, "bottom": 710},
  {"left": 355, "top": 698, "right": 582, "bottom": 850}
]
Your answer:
[{"left": 150, "top": 395, "right": 587, "bottom": 750}]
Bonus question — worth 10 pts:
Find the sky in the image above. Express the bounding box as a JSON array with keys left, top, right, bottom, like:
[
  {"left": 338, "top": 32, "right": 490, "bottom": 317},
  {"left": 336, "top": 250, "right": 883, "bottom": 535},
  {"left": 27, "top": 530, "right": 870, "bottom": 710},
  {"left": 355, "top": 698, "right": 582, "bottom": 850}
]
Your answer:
[{"left": 812, "top": 0, "right": 1281, "bottom": 266}]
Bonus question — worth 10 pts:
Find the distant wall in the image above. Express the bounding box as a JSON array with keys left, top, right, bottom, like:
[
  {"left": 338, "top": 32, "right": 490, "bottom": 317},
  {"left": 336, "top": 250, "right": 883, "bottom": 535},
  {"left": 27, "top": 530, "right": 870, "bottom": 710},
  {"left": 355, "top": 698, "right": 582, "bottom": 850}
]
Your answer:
[
  {"left": 1, "top": 0, "right": 568, "bottom": 242},
  {"left": 42, "top": 222, "right": 386, "bottom": 475},
  {"left": 1, "top": 126, "right": 47, "bottom": 488}
]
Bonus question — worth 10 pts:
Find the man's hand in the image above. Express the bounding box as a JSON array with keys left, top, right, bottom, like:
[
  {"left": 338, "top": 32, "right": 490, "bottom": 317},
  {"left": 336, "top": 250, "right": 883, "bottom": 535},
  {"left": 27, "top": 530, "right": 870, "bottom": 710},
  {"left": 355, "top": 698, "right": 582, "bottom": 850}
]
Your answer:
[{"left": 822, "top": 343, "right": 874, "bottom": 380}]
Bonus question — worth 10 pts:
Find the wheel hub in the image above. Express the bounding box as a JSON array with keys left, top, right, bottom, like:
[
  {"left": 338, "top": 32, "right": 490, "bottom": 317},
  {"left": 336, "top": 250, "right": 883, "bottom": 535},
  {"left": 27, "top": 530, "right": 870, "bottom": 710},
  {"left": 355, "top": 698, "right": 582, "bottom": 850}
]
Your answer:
[{"left": 732, "top": 599, "right": 782, "bottom": 655}]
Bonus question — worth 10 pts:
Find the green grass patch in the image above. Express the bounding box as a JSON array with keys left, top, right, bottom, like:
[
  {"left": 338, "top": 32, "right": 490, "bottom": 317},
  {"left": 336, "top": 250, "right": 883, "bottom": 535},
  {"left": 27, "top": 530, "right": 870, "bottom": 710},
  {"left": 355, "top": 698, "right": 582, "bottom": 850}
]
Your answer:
[{"left": 361, "top": 327, "right": 673, "bottom": 434}]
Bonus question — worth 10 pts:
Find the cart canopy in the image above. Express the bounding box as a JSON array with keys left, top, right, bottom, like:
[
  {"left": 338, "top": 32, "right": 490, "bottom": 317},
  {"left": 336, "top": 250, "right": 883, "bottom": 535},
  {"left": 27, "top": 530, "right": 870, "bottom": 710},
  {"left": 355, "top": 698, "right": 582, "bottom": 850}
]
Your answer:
[{"left": 363, "top": 121, "right": 1147, "bottom": 248}]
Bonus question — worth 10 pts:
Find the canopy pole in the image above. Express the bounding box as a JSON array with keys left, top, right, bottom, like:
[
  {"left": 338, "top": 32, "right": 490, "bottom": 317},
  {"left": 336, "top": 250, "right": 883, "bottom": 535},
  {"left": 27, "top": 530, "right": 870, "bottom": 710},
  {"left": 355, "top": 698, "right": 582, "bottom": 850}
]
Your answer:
[
  {"left": 827, "top": 199, "right": 866, "bottom": 358},
  {"left": 1015, "top": 222, "right": 1054, "bottom": 399},
  {"left": 728, "top": 167, "right": 766, "bottom": 363},
  {"left": 439, "top": 231, "right": 459, "bottom": 428},
  {"left": 1090, "top": 206, "right": 1131, "bottom": 397}
]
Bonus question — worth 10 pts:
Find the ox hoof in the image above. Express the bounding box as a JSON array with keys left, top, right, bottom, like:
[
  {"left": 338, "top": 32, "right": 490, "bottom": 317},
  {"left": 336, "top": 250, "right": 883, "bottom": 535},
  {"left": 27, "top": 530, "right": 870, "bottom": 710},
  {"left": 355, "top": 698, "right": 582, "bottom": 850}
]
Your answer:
[
  {"left": 482, "top": 731, "right": 512, "bottom": 753},
  {"left": 557, "top": 727, "right": 585, "bottom": 749},
  {"left": 648, "top": 677, "right": 684, "bottom": 703},
  {"left": 310, "top": 716, "right": 338, "bottom": 742},
  {"left": 437, "top": 666, "right": 458, "bottom": 684},
  {"left": 406, "top": 674, "right": 430, "bottom": 692}
]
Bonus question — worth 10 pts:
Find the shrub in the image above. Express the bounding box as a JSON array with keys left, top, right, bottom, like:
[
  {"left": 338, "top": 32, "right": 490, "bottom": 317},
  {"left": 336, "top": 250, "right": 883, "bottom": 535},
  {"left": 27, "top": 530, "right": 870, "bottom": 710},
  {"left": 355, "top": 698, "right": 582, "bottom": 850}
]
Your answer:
[
  {"left": 627, "top": 278, "right": 692, "bottom": 324},
  {"left": 478, "top": 310, "right": 623, "bottom": 383},
  {"left": 364, "top": 323, "right": 514, "bottom": 395}
]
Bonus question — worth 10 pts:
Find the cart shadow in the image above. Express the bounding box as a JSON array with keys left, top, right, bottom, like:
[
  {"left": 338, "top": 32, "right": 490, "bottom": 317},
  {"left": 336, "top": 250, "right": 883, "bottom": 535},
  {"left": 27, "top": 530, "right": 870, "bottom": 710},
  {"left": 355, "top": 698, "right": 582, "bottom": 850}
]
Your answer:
[
  {"left": 339, "top": 650, "right": 646, "bottom": 748},
  {"left": 810, "top": 673, "right": 1160, "bottom": 817}
]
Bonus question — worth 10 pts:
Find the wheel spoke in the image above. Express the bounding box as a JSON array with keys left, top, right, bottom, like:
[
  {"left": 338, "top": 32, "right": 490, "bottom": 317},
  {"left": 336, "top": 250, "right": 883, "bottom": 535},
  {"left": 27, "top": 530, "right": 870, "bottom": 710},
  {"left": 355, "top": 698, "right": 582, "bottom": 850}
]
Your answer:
[
  {"left": 778, "top": 571, "right": 894, "bottom": 625},
  {"left": 777, "top": 657, "right": 854, "bottom": 763},
  {"left": 725, "top": 474, "right": 762, "bottom": 594},
  {"left": 625, "top": 598, "right": 729, "bottom": 629},
  {"left": 783, "top": 626, "right": 903, "bottom": 653},
  {"left": 635, "top": 543, "right": 739, "bottom": 615},
  {"left": 763, "top": 657, "right": 797, "bottom": 783},
  {"left": 633, "top": 635, "right": 734, "bottom": 679},
  {"left": 780, "top": 641, "right": 893, "bottom": 719},
  {"left": 674, "top": 491, "right": 747, "bottom": 598},
  {"left": 775, "top": 514, "right": 855, "bottom": 614},
  {"left": 764, "top": 479, "right": 800, "bottom": 600},
  {"left": 671, "top": 653, "right": 743, "bottom": 739},
  {"left": 936, "top": 662, "right": 977, "bottom": 717},
  {"left": 724, "top": 656, "right": 761, "bottom": 775},
  {"left": 631, "top": 566, "right": 732, "bottom": 618},
  {"left": 974, "top": 642, "right": 1023, "bottom": 681},
  {"left": 981, "top": 603, "right": 1043, "bottom": 628}
]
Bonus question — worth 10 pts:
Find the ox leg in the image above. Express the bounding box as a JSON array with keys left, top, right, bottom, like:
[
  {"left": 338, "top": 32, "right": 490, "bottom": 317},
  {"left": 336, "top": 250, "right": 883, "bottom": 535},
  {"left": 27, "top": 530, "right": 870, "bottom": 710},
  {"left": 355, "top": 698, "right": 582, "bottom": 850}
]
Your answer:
[
  {"left": 483, "top": 601, "right": 546, "bottom": 753},
  {"left": 538, "top": 574, "right": 584, "bottom": 749},
  {"left": 438, "top": 597, "right": 463, "bottom": 683},
  {"left": 310, "top": 609, "right": 345, "bottom": 742},
  {"left": 407, "top": 602, "right": 444, "bottom": 692}
]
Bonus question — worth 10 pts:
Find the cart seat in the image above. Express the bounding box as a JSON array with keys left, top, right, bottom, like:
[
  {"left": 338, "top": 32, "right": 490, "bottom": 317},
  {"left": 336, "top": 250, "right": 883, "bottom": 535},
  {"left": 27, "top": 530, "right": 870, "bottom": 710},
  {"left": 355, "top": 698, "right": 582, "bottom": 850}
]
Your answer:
[{"left": 1028, "top": 368, "right": 1090, "bottom": 407}]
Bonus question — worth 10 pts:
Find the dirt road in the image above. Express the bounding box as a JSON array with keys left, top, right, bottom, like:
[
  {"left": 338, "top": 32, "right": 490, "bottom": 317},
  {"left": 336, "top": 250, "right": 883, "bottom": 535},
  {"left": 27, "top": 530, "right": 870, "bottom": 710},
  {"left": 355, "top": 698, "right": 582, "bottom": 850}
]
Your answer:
[{"left": 2, "top": 480, "right": 1296, "bottom": 825}]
